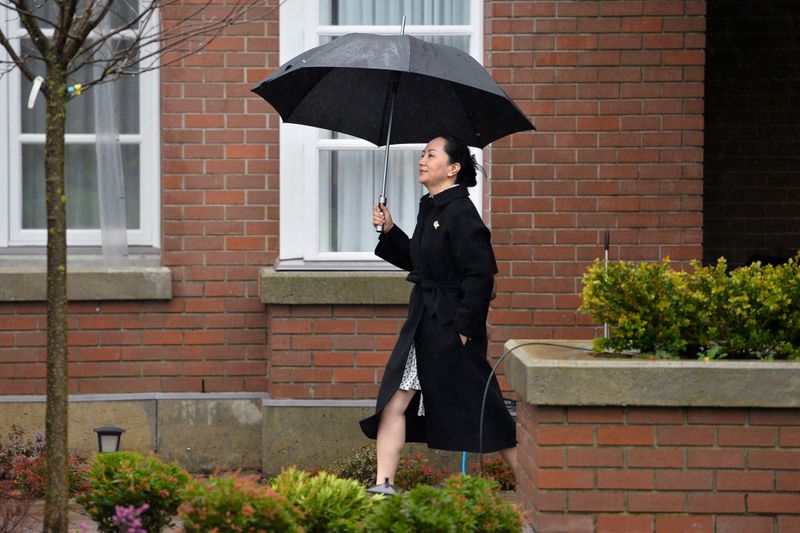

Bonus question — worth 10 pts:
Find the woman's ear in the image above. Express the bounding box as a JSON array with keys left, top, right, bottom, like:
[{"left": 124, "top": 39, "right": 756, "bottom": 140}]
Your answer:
[{"left": 448, "top": 162, "right": 461, "bottom": 177}]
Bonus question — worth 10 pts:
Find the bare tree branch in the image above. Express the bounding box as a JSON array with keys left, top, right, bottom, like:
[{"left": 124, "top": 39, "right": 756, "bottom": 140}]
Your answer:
[
  {"left": 3, "top": 0, "right": 282, "bottom": 99},
  {"left": 0, "top": 0, "right": 74, "bottom": 35},
  {"left": 11, "top": 0, "right": 51, "bottom": 59},
  {"left": 63, "top": 0, "right": 281, "bottom": 89},
  {"left": 52, "top": 0, "right": 79, "bottom": 54},
  {"left": 0, "top": 27, "right": 41, "bottom": 89},
  {"left": 62, "top": 0, "right": 114, "bottom": 61}
]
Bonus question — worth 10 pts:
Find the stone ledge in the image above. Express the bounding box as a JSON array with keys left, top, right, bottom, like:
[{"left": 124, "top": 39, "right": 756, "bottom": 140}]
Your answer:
[
  {"left": 0, "top": 266, "right": 172, "bottom": 301},
  {"left": 504, "top": 340, "right": 800, "bottom": 408},
  {"left": 260, "top": 267, "right": 411, "bottom": 305}
]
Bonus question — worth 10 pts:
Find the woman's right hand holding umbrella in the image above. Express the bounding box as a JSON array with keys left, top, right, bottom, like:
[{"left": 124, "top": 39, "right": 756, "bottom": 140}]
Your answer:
[{"left": 373, "top": 204, "right": 394, "bottom": 233}]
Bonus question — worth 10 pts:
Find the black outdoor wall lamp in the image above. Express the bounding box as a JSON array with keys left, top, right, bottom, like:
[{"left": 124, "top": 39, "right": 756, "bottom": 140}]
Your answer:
[{"left": 94, "top": 424, "right": 125, "bottom": 453}]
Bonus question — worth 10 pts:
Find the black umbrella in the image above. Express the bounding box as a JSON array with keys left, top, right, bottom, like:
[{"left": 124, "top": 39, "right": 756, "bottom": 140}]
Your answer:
[{"left": 251, "top": 30, "right": 535, "bottom": 230}]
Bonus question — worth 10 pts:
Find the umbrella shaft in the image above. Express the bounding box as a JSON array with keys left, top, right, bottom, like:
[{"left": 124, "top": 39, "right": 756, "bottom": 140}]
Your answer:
[
  {"left": 376, "top": 75, "right": 398, "bottom": 233},
  {"left": 379, "top": 91, "right": 396, "bottom": 200}
]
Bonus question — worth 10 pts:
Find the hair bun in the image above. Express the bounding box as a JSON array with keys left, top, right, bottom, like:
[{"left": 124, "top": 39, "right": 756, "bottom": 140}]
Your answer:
[{"left": 441, "top": 135, "right": 479, "bottom": 188}]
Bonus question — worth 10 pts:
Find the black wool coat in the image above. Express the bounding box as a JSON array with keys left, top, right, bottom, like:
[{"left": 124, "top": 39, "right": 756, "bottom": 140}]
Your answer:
[{"left": 359, "top": 185, "right": 516, "bottom": 453}]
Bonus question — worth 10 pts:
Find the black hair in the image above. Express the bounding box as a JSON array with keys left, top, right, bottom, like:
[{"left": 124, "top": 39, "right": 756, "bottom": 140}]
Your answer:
[{"left": 440, "top": 135, "right": 481, "bottom": 187}]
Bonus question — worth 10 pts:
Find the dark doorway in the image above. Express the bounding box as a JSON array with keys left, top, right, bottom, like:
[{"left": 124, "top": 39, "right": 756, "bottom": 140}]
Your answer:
[{"left": 704, "top": 0, "right": 800, "bottom": 267}]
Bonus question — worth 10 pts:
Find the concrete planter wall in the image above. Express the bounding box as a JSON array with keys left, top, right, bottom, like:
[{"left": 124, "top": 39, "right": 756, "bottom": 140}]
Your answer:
[
  {"left": 0, "top": 393, "right": 264, "bottom": 472},
  {"left": 504, "top": 340, "right": 800, "bottom": 533}
]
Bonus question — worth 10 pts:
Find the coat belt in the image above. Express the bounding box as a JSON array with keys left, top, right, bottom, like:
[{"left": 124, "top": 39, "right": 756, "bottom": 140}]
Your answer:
[{"left": 406, "top": 271, "right": 461, "bottom": 325}]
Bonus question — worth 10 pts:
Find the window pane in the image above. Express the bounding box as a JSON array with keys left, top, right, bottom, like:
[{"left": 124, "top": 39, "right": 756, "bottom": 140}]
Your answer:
[
  {"left": 320, "top": 0, "right": 469, "bottom": 25},
  {"left": 21, "top": 144, "right": 141, "bottom": 230},
  {"left": 319, "top": 149, "right": 423, "bottom": 252},
  {"left": 21, "top": 39, "right": 140, "bottom": 134}
]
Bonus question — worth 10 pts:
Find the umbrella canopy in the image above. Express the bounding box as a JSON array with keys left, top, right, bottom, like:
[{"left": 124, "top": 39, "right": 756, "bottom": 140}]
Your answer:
[{"left": 251, "top": 33, "right": 534, "bottom": 148}]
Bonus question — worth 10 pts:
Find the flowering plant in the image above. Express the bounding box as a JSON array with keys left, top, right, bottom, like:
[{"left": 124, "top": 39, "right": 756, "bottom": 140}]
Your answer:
[{"left": 111, "top": 504, "right": 149, "bottom": 533}]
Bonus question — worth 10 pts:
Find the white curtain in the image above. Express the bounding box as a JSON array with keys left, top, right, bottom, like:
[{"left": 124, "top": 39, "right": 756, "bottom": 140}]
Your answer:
[
  {"left": 94, "top": 15, "right": 129, "bottom": 265},
  {"left": 319, "top": 149, "right": 422, "bottom": 253},
  {"left": 317, "top": 0, "right": 469, "bottom": 253},
  {"left": 19, "top": 37, "right": 140, "bottom": 237},
  {"left": 322, "top": 0, "right": 466, "bottom": 25}
]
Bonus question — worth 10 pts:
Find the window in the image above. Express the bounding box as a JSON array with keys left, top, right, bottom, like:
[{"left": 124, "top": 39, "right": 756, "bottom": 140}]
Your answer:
[
  {"left": 278, "top": 0, "right": 483, "bottom": 269},
  {"left": 0, "top": 2, "right": 160, "bottom": 249}
]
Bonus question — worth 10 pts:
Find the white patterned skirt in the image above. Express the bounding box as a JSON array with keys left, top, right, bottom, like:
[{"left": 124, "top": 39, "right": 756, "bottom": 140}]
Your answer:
[{"left": 399, "top": 343, "right": 425, "bottom": 416}]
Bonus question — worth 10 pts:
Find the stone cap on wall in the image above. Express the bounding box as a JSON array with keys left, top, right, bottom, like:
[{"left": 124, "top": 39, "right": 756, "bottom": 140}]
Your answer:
[
  {"left": 0, "top": 254, "right": 171, "bottom": 301},
  {"left": 504, "top": 340, "right": 800, "bottom": 408},
  {"left": 260, "top": 267, "right": 411, "bottom": 305}
]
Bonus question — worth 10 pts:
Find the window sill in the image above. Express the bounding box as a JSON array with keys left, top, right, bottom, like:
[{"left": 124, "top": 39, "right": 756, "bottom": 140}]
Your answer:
[
  {"left": 0, "top": 253, "right": 171, "bottom": 301},
  {"left": 259, "top": 267, "right": 411, "bottom": 305}
]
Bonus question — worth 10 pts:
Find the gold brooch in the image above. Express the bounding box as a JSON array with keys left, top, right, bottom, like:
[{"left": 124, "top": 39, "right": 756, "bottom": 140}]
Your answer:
[{"left": 433, "top": 220, "right": 440, "bottom": 229}]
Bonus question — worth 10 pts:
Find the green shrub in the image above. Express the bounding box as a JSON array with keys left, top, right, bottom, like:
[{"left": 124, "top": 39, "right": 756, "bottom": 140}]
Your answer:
[
  {"left": 180, "top": 472, "right": 301, "bottom": 533},
  {"left": 393, "top": 452, "right": 452, "bottom": 490},
  {"left": 708, "top": 258, "right": 800, "bottom": 358},
  {"left": 365, "top": 483, "right": 472, "bottom": 533},
  {"left": 580, "top": 258, "right": 709, "bottom": 357},
  {"left": 76, "top": 451, "right": 190, "bottom": 533},
  {"left": 271, "top": 467, "right": 381, "bottom": 533},
  {"left": 442, "top": 475, "right": 523, "bottom": 533},
  {"left": 580, "top": 255, "right": 800, "bottom": 359},
  {"left": 329, "top": 444, "right": 377, "bottom": 487}
]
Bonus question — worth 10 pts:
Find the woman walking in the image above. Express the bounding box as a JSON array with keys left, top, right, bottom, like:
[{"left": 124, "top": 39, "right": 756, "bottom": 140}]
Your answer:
[{"left": 359, "top": 135, "right": 517, "bottom": 490}]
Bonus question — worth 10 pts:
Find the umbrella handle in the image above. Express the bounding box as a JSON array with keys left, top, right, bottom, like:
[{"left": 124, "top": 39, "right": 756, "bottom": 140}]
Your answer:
[{"left": 375, "top": 195, "right": 387, "bottom": 233}]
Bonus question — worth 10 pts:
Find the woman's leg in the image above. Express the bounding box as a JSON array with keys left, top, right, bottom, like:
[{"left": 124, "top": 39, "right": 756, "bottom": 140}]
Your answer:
[
  {"left": 375, "top": 389, "right": 417, "bottom": 485},
  {"left": 498, "top": 446, "right": 520, "bottom": 485}
]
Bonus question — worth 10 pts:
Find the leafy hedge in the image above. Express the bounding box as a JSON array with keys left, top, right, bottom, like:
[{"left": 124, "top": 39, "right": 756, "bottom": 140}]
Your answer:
[
  {"left": 76, "top": 454, "right": 520, "bottom": 533},
  {"left": 580, "top": 255, "right": 800, "bottom": 359}
]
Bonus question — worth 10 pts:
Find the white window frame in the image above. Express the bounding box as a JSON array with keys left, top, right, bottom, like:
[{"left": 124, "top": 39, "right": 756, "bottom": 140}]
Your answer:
[
  {"left": 1, "top": 2, "right": 160, "bottom": 248},
  {"left": 278, "top": 0, "right": 484, "bottom": 270},
  {"left": 0, "top": 12, "right": 10, "bottom": 248}
]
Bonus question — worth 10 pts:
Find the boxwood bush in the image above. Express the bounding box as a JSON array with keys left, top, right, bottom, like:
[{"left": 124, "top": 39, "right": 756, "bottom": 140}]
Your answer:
[{"left": 580, "top": 255, "right": 800, "bottom": 359}]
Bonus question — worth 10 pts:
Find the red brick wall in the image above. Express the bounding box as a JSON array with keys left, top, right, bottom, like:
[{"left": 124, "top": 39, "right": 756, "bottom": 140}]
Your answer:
[
  {"left": 0, "top": 2, "right": 279, "bottom": 395},
  {"left": 266, "top": 304, "right": 407, "bottom": 399},
  {"left": 485, "top": 0, "right": 706, "bottom": 358},
  {"left": 0, "top": 1, "right": 712, "bottom": 401},
  {"left": 703, "top": 0, "right": 800, "bottom": 267},
  {"left": 517, "top": 404, "right": 800, "bottom": 532}
]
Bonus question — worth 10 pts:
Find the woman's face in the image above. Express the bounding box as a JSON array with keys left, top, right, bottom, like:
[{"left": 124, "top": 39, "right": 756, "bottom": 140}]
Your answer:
[{"left": 418, "top": 137, "right": 459, "bottom": 194}]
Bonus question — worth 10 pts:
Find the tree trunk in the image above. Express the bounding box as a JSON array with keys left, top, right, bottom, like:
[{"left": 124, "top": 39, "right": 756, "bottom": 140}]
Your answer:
[{"left": 42, "top": 61, "right": 69, "bottom": 533}]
